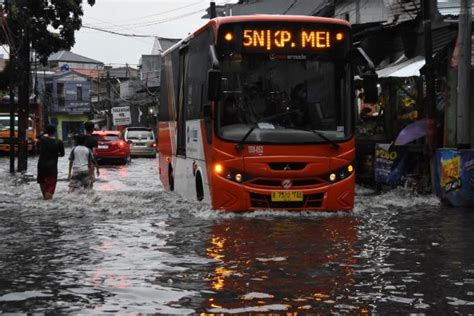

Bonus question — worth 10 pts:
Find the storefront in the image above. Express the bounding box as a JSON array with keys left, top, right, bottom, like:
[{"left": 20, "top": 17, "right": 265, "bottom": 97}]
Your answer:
[
  {"left": 49, "top": 113, "right": 90, "bottom": 143},
  {"left": 355, "top": 55, "right": 433, "bottom": 191}
]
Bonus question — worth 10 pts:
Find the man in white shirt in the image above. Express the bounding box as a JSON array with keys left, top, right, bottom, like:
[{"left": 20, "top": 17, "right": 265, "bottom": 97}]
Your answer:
[{"left": 68, "top": 134, "right": 94, "bottom": 192}]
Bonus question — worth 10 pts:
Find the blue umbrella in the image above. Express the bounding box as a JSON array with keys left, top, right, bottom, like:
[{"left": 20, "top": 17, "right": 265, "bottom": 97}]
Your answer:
[{"left": 394, "top": 118, "right": 428, "bottom": 146}]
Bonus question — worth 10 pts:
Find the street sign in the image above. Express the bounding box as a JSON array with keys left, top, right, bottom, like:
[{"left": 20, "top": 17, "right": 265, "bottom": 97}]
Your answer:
[{"left": 111, "top": 106, "right": 131, "bottom": 126}]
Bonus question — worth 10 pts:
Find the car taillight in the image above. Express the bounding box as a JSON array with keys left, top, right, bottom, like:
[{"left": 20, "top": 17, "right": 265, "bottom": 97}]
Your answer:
[
  {"left": 119, "top": 141, "right": 126, "bottom": 148},
  {"left": 150, "top": 142, "right": 157, "bottom": 148}
]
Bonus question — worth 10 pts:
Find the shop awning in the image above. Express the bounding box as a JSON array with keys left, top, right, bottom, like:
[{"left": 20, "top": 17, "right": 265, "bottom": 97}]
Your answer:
[{"left": 377, "top": 56, "right": 425, "bottom": 78}]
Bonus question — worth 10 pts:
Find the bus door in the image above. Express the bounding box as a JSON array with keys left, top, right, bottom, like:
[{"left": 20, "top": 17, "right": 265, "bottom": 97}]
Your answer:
[{"left": 176, "top": 45, "right": 189, "bottom": 157}]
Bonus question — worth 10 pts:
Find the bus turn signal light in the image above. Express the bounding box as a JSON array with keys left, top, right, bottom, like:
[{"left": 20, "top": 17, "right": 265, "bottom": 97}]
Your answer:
[
  {"left": 347, "top": 165, "right": 354, "bottom": 173},
  {"left": 214, "top": 163, "right": 224, "bottom": 174}
]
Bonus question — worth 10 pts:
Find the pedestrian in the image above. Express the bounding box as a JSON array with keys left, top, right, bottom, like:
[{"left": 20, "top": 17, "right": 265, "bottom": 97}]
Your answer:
[
  {"left": 68, "top": 134, "right": 95, "bottom": 193},
  {"left": 84, "top": 121, "right": 100, "bottom": 183},
  {"left": 37, "top": 124, "right": 65, "bottom": 200}
]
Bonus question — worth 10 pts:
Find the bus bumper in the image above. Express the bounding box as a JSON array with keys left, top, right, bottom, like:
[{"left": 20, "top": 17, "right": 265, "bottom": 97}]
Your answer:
[{"left": 211, "top": 173, "right": 355, "bottom": 212}]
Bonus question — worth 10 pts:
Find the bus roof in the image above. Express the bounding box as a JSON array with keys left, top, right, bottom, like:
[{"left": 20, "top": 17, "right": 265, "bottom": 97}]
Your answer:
[
  {"left": 212, "top": 15, "right": 351, "bottom": 28},
  {"left": 162, "top": 15, "right": 351, "bottom": 56}
]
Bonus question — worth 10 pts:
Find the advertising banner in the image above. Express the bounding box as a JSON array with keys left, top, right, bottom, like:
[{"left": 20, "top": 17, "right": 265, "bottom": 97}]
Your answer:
[
  {"left": 374, "top": 143, "right": 407, "bottom": 185},
  {"left": 434, "top": 149, "right": 474, "bottom": 207}
]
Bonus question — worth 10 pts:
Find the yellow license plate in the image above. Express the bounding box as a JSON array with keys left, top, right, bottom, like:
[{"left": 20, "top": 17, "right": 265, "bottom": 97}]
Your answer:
[{"left": 271, "top": 191, "right": 304, "bottom": 202}]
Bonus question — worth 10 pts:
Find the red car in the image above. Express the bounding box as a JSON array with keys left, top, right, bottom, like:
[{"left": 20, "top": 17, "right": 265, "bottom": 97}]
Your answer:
[{"left": 92, "top": 131, "right": 131, "bottom": 164}]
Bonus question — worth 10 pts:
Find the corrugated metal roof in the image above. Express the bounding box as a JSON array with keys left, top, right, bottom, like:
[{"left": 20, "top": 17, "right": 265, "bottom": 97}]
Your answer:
[
  {"left": 48, "top": 50, "right": 103, "bottom": 65},
  {"left": 433, "top": 25, "right": 458, "bottom": 53},
  {"left": 377, "top": 55, "right": 425, "bottom": 78},
  {"left": 384, "top": 0, "right": 421, "bottom": 24},
  {"left": 438, "top": 1, "right": 474, "bottom": 16}
]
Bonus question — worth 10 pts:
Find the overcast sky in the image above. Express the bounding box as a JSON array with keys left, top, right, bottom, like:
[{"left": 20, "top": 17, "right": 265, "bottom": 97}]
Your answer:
[{"left": 74, "top": 0, "right": 235, "bottom": 67}]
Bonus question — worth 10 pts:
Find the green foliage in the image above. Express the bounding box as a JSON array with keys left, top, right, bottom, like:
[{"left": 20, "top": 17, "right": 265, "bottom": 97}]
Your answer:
[{"left": 2, "top": 0, "right": 96, "bottom": 64}]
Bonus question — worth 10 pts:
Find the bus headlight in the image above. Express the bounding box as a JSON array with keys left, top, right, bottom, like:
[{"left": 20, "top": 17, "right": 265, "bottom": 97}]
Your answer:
[
  {"left": 235, "top": 173, "right": 243, "bottom": 183},
  {"left": 323, "top": 164, "right": 355, "bottom": 183},
  {"left": 215, "top": 165, "right": 249, "bottom": 183}
]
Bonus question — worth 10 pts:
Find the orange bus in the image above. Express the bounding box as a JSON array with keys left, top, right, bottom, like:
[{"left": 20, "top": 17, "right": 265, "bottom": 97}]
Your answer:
[
  {"left": 0, "top": 115, "right": 40, "bottom": 154},
  {"left": 159, "top": 15, "right": 357, "bottom": 212}
]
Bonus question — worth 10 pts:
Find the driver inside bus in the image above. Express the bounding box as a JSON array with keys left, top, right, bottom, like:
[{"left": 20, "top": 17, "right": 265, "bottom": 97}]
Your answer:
[
  {"left": 289, "top": 83, "right": 309, "bottom": 127},
  {"left": 221, "top": 95, "right": 242, "bottom": 126}
]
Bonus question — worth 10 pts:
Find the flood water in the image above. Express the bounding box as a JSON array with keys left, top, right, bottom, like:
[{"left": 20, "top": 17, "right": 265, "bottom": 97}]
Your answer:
[{"left": 1, "top": 153, "right": 474, "bottom": 314}]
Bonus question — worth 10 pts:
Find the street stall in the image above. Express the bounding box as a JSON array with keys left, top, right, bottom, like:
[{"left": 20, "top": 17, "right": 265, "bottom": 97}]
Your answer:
[{"left": 355, "top": 55, "right": 432, "bottom": 191}]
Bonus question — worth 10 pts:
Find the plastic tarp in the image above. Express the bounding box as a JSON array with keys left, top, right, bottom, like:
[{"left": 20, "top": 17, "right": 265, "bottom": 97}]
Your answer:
[{"left": 377, "top": 56, "right": 425, "bottom": 78}]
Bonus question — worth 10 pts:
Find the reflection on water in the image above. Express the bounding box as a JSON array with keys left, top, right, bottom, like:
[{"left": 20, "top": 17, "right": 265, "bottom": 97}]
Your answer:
[
  {"left": 1, "top": 155, "right": 474, "bottom": 314},
  {"left": 202, "top": 216, "right": 367, "bottom": 314}
]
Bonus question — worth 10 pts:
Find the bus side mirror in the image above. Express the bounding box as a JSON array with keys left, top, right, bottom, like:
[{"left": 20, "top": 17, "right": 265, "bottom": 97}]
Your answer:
[
  {"left": 208, "top": 69, "right": 221, "bottom": 101},
  {"left": 362, "top": 72, "right": 379, "bottom": 104}
]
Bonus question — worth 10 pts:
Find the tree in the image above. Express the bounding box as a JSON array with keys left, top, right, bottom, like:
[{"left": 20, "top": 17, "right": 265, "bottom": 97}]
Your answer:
[{"left": 0, "top": 0, "right": 96, "bottom": 173}]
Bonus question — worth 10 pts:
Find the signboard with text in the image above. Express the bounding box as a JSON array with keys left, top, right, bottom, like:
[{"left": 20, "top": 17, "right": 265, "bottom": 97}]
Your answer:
[
  {"left": 374, "top": 143, "right": 407, "bottom": 185},
  {"left": 434, "top": 149, "right": 474, "bottom": 207},
  {"left": 112, "top": 106, "right": 131, "bottom": 126}
]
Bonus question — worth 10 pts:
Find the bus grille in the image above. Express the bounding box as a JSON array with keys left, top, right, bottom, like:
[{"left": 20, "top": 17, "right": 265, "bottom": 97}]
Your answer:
[
  {"left": 268, "top": 162, "right": 307, "bottom": 170},
  {"left": 249, "top": 193, "right": 324, "bottom": 209},
  {"left": 250, "top": 179, "right": 321, "bottom": 187}
]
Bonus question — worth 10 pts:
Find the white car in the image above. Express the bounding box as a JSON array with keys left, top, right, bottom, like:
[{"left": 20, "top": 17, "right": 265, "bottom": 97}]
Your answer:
[{"left": 124, "top": 127, "right": 157, "bottom": 158}]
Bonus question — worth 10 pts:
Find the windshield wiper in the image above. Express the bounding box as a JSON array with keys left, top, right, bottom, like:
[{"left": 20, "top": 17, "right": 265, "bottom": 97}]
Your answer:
[
  {"left": 235, "top": 109, "right": 303, "bottom": 152},
  {"left": 281, "top": 126, "right": 341, "bottom": 149},
  {"left": 235, "top": 124, "right": 257, "bottom": 152},
  {"left": 310, "top": 130, "right": 340, "bottom": 149}
]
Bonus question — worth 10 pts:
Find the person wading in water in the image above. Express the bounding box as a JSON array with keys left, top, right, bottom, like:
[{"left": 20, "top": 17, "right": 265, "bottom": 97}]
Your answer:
[{"left": 37, "top": 124, "right": 65, "bottom": 200}]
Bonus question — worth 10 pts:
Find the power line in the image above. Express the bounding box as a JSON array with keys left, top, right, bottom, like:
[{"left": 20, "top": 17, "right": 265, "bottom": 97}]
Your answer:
[
  {"left": 83, "top": 5, "right": 208, "bottom": 32},
  {"left": 84, "top": 2, "right": 205, "bottom": 34},
  {"left": 115, "top": 1, "right": 205, "bottom": 24},
  {"left": 107, "top": 8, "right": 208, "bottom": 29},
  {"left": 81, "top": 25, "right": 157, "bottom": 38},
  {"left": 82, "top": 6, "right": 207, "bottom": 38},
  {"left": 283, "top": 0, "right": 298, "bottom": 14}
]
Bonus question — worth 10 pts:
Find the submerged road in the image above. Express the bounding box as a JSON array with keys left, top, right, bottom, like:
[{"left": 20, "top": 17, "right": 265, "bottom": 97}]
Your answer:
[{"left": 0, "top": 153, "right": 473, "bottom": 314}]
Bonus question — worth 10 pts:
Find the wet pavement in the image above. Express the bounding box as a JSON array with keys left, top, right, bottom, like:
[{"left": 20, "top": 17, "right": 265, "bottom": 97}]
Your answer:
[{"left": 1, "top": 152, "right": 474, "bottom": 314}]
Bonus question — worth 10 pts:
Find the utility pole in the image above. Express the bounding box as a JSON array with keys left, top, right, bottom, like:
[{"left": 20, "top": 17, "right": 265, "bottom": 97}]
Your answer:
[
  {"left": 16, "top": 0, "right": 30, "bottom": 172},
  {"left": 106, "top": 69, "right": 112, "bottom": 129},
  {"left": 422, "top": 0, "right": 436, "bottom": 150},
  {"left": 457, "top": 0, "right": 472, "bottom": 149},
  {"left": 210, "top": 2, "right": 216, "bottom": 19},
  {"left": 3, "top": 0, "right": 15, "bottom": 174},
  {"left": 9, "top": 53, "right": 15, "bottom": 174}
]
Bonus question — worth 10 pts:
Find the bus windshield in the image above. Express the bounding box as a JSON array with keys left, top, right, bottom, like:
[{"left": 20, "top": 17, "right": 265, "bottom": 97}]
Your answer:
[
  {"left": 0, "top": 116, "right": 33, "bottom": 131},
  {"left": 217, "top": 56, "right": 352, "bottom": 144}
]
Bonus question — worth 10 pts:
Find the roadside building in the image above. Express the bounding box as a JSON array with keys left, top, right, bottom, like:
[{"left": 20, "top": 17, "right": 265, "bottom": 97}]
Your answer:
[
  {"left": 126, "top": 37, "right": 179, "bottom": 128},
  {"left": 34, "top": 51, "right": 105, "bottom": 141},
  {"left": 37, "top": 70, "right": 93, "bottom": 142},
  {"left": 48, "top": 50, "right": 104, "bottom": 71}
]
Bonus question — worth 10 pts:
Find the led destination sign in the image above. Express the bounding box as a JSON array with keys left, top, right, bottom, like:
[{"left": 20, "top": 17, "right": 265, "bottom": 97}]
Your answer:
[
  {"left": 218, "top": 22, "right": 349, "bottom": 55},
  {"left": 241, "top": 30, "right": 342, "bottom": 50}
]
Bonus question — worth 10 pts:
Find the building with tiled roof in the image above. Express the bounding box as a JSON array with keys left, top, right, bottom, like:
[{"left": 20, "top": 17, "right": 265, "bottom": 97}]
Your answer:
[{"left": 48, "top": 50, "right": 104, "bottom": 70}]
